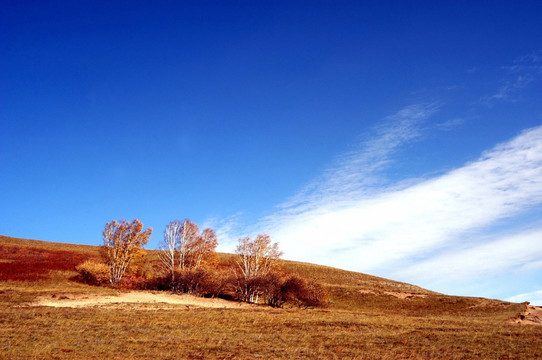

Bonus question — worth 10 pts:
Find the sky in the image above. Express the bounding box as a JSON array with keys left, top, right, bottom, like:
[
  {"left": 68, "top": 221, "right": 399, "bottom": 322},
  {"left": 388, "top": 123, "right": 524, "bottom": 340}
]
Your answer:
[{"left": 1, "top": 1, "right": 542, "bottom": 305}]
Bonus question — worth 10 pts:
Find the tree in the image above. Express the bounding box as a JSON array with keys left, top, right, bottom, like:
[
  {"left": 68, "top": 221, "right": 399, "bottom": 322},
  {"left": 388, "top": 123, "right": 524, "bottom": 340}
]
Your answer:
[
  {"left": 234, "top": 234, "right": 283, "bottom": 303},
  {"left": 235, "top": 234, "right": 282, "bottom": 279},
  {"left": 188, "top": 228, "right": 218, "bottom": 269},
  {"left": 102, "top": 219, "right": 152, "bottom": 284},
  {"left": 158, "top": 220, "right": 219, "bottom": 276},
  {"left": 158, "top": 220, "right": 183, "bottom": 282},
  {"left": 178, "top": 219, "right": 200, "bottom": 269}
]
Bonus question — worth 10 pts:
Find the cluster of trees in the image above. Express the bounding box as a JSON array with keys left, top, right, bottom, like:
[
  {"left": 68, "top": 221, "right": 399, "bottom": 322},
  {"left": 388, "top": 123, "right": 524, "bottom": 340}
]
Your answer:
[
  {"left": 234, "top": 234, "right": 282, "bottom": 303},
  {"left": 231, "top": 234, "right": 326, "bottom": 307},
  {"left": 77, "top": 218, "right": 327, "bottom": 308},
  {"left": 158, "top": 219, "right": 218, "bottom": 283}
]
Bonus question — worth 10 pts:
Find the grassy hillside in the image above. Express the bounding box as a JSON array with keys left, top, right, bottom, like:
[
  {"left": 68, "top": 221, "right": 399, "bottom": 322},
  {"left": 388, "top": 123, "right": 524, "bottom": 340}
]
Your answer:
[{"left": 1, "top": 235, "right": 541, "bottom": 359}]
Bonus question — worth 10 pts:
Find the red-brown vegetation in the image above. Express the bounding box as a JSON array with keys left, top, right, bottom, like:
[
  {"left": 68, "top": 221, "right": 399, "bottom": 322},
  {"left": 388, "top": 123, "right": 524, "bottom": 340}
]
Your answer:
[
  {"left": 247, "top": 272, "right": 328, "bottom": 308},
  {"left": 0, "top": 245, "right": 91, "bottom": 281},
  {"left": 151, "top": 266, "right": 230, "bottom": 297}
]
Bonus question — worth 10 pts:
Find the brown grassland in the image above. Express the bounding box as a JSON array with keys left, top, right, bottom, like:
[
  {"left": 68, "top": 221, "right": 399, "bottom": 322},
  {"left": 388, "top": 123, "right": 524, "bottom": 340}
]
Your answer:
[{"left": 1, "top": 235, "right": 541, "bottom": 359}]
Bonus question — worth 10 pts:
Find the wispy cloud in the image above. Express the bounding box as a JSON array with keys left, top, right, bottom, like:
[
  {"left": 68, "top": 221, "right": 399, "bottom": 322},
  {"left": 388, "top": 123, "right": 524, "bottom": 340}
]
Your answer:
[
  {"left": 210, "top": 54, "right": 542, "bottom": 305},
  {"left": 214, "top": 102, "right": 542, "bottom": 286},
  {"left": 480, "top": 51, "right": 542, "bottom": 106},
  {"left": 213, "top": 102, "right": 439, "bottom": 247},
  {"left": 272, "top": 103, "right": 439, "bottom": 215},
  {"left": 203, "top": 212, "right": 245, "bottom": 252},
  {"left": 481, "top": 75, "right": 532, "bottom": 105},
  {"left": 435, "top": 118, "right": 465, "bottom": 131},
  {"left": 257, "top": 124, "right": 542, "bottom": 294}
]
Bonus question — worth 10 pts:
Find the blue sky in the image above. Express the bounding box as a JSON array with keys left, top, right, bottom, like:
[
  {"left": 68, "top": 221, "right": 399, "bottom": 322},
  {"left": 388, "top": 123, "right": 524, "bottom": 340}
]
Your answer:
[{"left": 1, "top": 1, "right": 542, "bottom": 305}]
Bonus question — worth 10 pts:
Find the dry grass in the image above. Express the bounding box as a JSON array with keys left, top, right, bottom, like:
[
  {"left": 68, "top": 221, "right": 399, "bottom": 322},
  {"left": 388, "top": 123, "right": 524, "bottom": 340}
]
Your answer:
[{"left": 1, "top": 235, "right": 541, "bottom": 359}]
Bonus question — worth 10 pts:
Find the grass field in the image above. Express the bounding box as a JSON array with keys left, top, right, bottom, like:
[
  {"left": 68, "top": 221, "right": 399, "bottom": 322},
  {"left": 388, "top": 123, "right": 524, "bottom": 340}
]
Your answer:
[{"left": 1, "top": 235, "right": 541, "bottom": 359}]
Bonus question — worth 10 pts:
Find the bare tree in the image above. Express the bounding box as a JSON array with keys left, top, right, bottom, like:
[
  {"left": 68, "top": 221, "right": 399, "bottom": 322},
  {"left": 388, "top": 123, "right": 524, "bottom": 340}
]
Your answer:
[
  {"left": 158, "top": 220, "right": 182, "bottom": 281},
  {"left": 102, "top": 219, "right": 152, "bottom": 284},
  {"left": 234, "top": 234, "right": 282, "bottom": 303}
]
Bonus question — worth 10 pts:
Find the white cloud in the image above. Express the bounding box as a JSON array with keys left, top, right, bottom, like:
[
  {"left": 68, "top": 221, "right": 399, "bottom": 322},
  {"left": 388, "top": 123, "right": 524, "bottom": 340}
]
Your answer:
[
  {"left": 398, "top": 229, "right": 542, "bottom": 283},
  {"left": 507, "top": 289, "right": 542, "bottom": 306},
  {"left": 215, "top": 103, "right": 439, "bottom": 248},
  {"left": 204, "top": 212, "right": 245, "bottom": 252},
  {"left": 260, "top": 124, "right": 542, "bottom": 284},
  {"left": 211, "top": 102, "right": 542, "bottom": 302}
]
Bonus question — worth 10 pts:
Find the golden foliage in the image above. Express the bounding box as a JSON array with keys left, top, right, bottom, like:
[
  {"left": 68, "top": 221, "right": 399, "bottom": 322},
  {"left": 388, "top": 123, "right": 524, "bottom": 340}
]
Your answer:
[
  {"left": 159, "top": 220, "right": 219, "bottom": 279},
  {"left": 235, "top": 234, "right": 282, "bottom": 279},
  {"left": 101, "top": 219, "right": 152, "bottom": 284}
]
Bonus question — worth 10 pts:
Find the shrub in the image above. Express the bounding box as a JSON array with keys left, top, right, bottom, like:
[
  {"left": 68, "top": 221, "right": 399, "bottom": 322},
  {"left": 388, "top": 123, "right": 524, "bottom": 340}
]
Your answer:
[
  {"left": 75, "top": 260, "right": 110, "bottom": 286},
  {"left": 259, "top": 274, "right": 328, "bottom": 308},
  {"left": 296, "top": 278, "right": 328, "bottom": 307},
  {"left": 152, "top": 266, "right": 229, "bottom": 297},
  {"left": 198, "top": 267, "right": 229, "bottom": 298},
  {"left": 142, "top": 274, "right": 172, "bottom": 291},
  {"left": 232, "top": 275, "right": 259, "bottom": 303},
  {"left": 260, "top": 272, "right": 288, "bottom": 307},
  {"left": 118, "top": 274, "right": 149, "bottom": 290},
  {"left": 174, "top": 268, "right": 210, "bottom": 296}
]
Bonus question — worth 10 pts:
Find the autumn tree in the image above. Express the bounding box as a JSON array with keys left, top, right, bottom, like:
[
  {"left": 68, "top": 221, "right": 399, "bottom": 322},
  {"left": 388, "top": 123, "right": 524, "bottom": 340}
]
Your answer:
[
  {"left": 188, "top": 228, "right": 218, "bottom": 268},
  {"left": 102, "top": 219, "right": 152, "bottom": 284},
  {"left": 234, "top": 234, "right": 283, "bottom": 303},
  {"left": 159, "top": 219, "right": 219, "bottom": 272},
  {"left": 158, "top": 220, "right": 183, "bottom": 281},
  {"left": 178, "top": 219, "right": 200, "bottom": 269}
]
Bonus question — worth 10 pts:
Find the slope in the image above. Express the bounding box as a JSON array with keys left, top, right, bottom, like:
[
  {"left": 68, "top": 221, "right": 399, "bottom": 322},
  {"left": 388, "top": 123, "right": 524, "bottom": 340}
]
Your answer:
[{"left": 1, "top": 235, "right": 541, "bottom": 359}]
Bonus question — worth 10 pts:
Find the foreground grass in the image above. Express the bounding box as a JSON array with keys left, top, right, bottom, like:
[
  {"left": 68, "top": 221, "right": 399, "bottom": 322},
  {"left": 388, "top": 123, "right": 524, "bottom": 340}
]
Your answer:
[
  {"left": 2, "top": 285, "right": 541, "bottom": 359},
  {"left": 1, "top": 235, "right": 542, "bottom": 359}
]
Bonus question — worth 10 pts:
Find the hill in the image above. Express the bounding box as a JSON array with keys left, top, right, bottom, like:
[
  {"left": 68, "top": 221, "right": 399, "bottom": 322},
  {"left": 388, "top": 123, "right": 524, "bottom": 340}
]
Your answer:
[{"left": 1, "top": 235, "right": 541, "bottom": 359}]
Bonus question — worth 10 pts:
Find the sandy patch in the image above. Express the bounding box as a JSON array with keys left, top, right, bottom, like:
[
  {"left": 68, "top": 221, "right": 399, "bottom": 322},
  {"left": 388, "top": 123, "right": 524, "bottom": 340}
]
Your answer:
[
  {"left": 32, "top": 291, "right": 255, "bottom": 310},
  {"left": 383, "top": 291, "right": 428, "bottom": 299},
  {"left": 510, "top": 305, "right": 542, "bottom": 325},
  {"left": 357, "top": 289, "right": 428, "bottom": 299}
]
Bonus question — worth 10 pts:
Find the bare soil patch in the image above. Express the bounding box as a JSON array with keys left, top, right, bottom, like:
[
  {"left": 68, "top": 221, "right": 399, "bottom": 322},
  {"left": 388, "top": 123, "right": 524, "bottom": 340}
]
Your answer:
[
  {"left": 383, "top": 291, "right": 428, "bottom": 299},
  {"left": 31, "top": 291, "right": 256, "bottom": 310},
  {"left": 510, "top": 305, "right": 542, "bottom": 325},
  {"left": 358, "top": 289, "right": 428, "bottom": 299}
]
